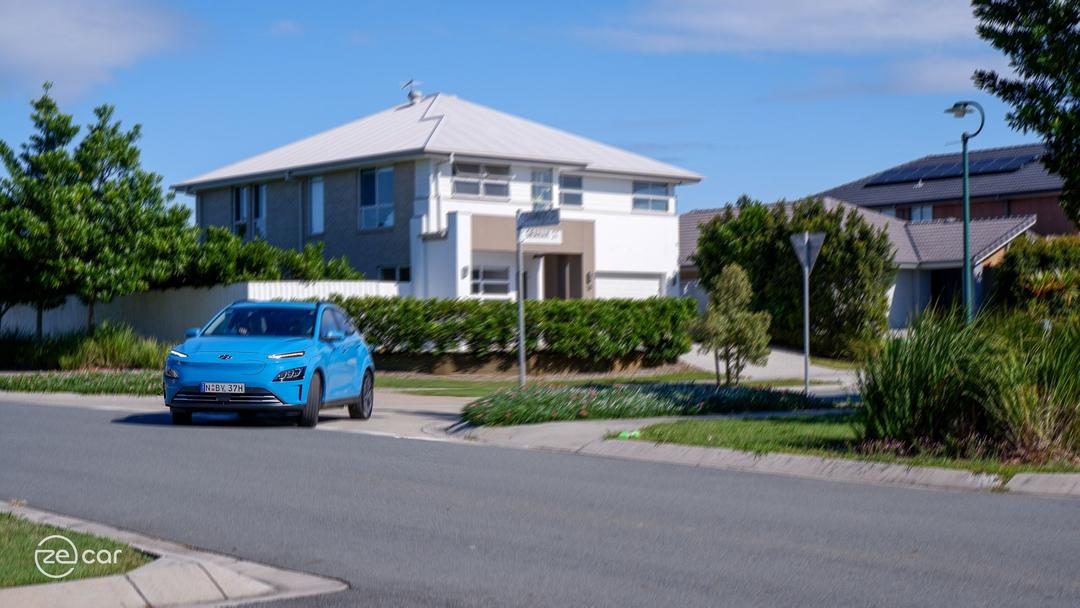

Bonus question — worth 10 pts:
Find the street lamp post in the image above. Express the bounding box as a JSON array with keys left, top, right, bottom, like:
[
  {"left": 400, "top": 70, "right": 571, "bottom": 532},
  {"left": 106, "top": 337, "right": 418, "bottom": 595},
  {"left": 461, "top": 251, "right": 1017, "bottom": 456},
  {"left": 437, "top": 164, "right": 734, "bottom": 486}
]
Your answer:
[{"left": 945, "top": 101, "right": 985, "bottom": 323}]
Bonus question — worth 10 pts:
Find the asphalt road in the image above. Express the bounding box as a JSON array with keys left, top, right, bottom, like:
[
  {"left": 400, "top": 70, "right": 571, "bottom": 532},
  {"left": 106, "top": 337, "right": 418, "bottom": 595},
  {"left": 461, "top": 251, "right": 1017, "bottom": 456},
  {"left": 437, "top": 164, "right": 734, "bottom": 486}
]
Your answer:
[{"left": 2, "top": 400, "right": 1079, "bottom": 607}]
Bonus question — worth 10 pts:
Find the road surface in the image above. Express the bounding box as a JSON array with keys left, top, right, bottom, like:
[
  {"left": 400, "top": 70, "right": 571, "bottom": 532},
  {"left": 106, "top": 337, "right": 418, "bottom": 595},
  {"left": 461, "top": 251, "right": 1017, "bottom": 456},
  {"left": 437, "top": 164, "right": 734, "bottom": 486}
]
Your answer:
[{"left": 1, "top": 399, "right": 1078, "bottom": 607}]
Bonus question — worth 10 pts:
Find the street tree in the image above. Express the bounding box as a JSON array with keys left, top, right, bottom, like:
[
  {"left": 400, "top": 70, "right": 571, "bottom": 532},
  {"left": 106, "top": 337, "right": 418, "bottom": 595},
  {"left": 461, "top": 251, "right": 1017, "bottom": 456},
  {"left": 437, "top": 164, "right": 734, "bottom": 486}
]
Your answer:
[
  {"left": 691, "top": 263, "right": 771, "bottom": 386},
  {"left": 973, "top": 0, "right": 1080, "bottom": 227}
]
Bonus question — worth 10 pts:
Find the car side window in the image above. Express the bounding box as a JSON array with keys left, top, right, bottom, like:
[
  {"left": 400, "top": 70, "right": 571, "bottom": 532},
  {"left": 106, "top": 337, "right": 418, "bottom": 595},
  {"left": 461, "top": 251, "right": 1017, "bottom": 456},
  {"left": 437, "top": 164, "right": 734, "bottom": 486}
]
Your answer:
[
  {"left": 332, "top": 310, "right": 356, "bottom": 336},
  {"left": 319, "top": 309, "right": 340, "bottom": 339}
]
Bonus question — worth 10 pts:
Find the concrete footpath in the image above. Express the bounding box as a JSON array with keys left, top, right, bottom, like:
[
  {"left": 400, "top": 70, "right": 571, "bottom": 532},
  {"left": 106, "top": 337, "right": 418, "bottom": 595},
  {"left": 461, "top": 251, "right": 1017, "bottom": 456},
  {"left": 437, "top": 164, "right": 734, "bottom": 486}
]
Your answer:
[
  {"left": 0, "top": 501, "right": 345, "bottom": 607},
  {"left": 456, "top": 413, "right": 1080, "bottom": 498}
]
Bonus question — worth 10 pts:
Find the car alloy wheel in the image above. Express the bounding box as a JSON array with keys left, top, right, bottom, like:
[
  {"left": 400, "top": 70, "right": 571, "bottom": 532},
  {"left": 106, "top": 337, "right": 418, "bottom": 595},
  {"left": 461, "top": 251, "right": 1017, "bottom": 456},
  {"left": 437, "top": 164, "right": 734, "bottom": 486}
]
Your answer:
[{"left": 349, "top": 371, "right": 374, "bottom": 420}]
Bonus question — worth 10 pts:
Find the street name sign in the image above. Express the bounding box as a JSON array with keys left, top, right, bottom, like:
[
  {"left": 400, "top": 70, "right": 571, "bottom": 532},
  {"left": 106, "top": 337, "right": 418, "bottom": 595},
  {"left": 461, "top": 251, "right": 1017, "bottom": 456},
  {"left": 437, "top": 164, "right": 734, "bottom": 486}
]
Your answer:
[{"left": 517, "top": 208, "right": 560, "bottom": 230}]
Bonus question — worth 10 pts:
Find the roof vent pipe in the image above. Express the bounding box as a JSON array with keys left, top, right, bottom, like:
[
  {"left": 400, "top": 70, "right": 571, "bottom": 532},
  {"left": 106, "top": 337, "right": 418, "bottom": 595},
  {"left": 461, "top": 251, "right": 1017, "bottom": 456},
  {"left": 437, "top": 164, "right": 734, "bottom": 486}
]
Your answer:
[{"left": 408, "top": 89, "right": 422, "bottom": 104}]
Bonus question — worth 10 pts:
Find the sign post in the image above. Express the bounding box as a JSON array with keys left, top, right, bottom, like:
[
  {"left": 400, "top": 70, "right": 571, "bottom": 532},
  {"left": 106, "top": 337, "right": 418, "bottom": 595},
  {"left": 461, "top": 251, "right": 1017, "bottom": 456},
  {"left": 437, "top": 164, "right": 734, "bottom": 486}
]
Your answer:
[
  {"left": 789, "top": 231, "right": 825, "bottom": 394},
  {"left": 515, "top": 207, "right": 560, "bottom": 388}
]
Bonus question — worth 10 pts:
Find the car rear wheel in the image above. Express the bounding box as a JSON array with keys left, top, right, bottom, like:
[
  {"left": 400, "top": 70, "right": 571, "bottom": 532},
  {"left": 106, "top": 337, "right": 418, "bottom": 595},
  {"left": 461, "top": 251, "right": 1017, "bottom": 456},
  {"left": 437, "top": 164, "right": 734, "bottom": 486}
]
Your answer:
[
  {"left": 299, "top": 374, "right": 322, "bottom": 428},
  {"left": 171, "top": 409, "right": 192, "bottom": 425},
  {"left": 348, "top": 371, "right": 374, "bottom": 420}
]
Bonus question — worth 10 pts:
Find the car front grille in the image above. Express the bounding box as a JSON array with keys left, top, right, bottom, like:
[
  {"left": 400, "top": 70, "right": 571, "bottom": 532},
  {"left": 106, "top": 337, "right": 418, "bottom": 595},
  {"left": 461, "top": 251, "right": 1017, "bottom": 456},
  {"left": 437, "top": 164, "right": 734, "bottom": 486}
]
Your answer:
[{"left": 172, "top": 387, "right": 283, "bottom": 406}]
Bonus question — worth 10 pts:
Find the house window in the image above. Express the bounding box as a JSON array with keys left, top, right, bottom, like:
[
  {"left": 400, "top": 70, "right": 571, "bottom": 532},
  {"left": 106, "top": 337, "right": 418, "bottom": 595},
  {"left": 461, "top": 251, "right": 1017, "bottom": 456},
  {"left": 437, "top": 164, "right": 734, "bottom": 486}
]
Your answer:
[
  {"left": 309, "top": 177, "right": 324, "bottom": 235},
  {"left": 632, "top": 181, "right": 671, "bottom": 212},
  {"left": 531, "top": 168, "right": 553, "bottom": 204},
  {"left": 378, "top": 266, "right": 410, "bottom": 282},
  {"left": 560, "top": 175, "right": 583, "bottom": 206},
  {"left": 452, "top": 162, "right": 511, "bottom": 198},
  {"left": 896, "top": 204, "right": 932, "bottom": 221},
  {"left": 471, "top": 266, "right": 510, "bottom": 295},
  {"left": 253, "top": 184, "right": 267, "bottom": 238},
  {"left": 360, "top": 167, "right": 395, "bottom": 229},
  {"left": 233, "top": 186, "right": 249, "bottom": 236}
]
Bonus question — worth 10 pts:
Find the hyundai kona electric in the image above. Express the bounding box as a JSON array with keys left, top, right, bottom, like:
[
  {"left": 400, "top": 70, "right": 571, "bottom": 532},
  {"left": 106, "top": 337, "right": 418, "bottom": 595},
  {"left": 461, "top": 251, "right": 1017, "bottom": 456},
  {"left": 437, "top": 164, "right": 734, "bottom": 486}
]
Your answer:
[{"left": 163, "top": 301, "right": 375, "bottom": 427}]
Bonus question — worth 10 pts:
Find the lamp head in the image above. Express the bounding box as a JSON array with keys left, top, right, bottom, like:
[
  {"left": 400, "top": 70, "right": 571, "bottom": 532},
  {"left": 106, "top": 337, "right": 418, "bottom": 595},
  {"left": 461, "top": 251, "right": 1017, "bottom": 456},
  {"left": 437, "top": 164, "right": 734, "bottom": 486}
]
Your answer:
[{"left": 945, "top": 102, "right": 973, "bottom": 118}]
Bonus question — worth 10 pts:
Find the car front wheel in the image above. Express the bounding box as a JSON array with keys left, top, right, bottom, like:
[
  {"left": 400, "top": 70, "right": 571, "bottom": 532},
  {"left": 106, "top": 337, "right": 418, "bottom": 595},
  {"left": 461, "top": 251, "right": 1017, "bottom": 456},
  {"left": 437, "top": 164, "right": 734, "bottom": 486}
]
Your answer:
[
  {"left": 300, "top": 374, "right": 322, "bottom": 428},
  {"left": 348, "top": 370, "right": 374, "bottom": 420}
]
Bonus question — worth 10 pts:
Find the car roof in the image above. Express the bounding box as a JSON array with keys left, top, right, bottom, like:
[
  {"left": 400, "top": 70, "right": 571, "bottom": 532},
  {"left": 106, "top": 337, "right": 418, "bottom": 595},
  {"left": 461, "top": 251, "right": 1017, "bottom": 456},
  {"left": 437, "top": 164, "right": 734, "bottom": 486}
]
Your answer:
[{"left": 229, "top": 300, "right": 320, "bottom": 310}]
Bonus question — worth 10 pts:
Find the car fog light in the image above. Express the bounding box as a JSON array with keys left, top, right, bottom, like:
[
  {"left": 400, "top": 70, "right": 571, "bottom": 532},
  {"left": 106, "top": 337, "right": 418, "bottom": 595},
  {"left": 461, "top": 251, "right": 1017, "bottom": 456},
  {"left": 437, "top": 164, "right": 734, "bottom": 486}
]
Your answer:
[
  {"left": 273, "top": 366, "right": 306, "bottom": 382},
  {"left": 164, "top": 367, "right": 179, "bottom": 379}
]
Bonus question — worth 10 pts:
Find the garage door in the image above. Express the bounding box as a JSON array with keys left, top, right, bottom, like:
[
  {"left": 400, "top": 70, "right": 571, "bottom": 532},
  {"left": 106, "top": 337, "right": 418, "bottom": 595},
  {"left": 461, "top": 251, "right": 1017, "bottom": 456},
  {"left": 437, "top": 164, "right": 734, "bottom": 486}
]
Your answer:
[{"left": 593, "top": 273, "right": 664, "bottom": 299}]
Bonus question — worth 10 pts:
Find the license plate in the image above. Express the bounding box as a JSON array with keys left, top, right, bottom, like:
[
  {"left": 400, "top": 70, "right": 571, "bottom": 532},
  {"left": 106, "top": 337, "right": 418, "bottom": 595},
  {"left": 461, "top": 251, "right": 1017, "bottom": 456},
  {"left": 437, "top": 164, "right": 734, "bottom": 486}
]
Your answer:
[{"left": 200, "top": 382, "right": 245, "bottom": 394}]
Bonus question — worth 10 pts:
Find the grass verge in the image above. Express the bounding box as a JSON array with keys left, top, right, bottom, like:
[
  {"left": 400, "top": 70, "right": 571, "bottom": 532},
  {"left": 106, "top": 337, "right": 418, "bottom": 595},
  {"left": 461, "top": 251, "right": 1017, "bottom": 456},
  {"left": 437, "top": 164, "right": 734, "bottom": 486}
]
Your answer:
[
  {"left": 809, "top": 356, "right": 861, "bottom": 371},
  {"left": 633, "top": 414, "right": 1080, "bottom": 480},
  {"left": 0, "top": 370, "right": 161, "bottom": 396},
  {"left": 0, "top": 512, "right": 151, "bottom": 588},
  {"left": 462, "top": 383, "right": 832, "bottom": 426}
]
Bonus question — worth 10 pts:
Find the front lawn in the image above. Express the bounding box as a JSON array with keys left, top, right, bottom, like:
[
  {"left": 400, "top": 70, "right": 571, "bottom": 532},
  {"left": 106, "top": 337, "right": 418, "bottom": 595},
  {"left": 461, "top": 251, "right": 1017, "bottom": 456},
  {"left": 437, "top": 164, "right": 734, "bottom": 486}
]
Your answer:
[
  {"left": 0, "top": 512, "right": 151, "bottom": 588},
  {"left": 0, "top": 370, "right": 161, "bottom": 396},
  {"left": 462, "top": 383, "right": 833, "bottom": 426},
  {"left": 633, "top": 414, "right": 1080, "bottom": 480}
]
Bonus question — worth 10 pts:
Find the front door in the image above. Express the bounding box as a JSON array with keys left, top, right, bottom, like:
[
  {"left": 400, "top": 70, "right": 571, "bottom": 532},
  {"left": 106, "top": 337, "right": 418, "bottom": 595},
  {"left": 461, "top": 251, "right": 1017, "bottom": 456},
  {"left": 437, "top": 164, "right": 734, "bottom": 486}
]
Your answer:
[{"left": 542, "top": 254, "right": 583, "bottom": 300}]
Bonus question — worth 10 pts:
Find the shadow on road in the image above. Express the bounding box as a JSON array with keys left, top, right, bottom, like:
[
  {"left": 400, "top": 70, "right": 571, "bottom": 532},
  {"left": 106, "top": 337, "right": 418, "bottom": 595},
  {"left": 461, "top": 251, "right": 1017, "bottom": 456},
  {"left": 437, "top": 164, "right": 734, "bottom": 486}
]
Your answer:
[{"left": 112, "top": 411, "right": 321, "bottom": 428}]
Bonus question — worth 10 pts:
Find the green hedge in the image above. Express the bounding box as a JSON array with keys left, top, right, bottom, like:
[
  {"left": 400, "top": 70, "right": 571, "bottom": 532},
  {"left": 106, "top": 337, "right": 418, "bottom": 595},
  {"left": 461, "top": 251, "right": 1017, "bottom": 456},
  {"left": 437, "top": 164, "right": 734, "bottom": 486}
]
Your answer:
[
  {"left": 993, "top": 235, "right": 1080, "bottom": 313},
  {"left": 332, "top": 297, "right": 696, "bottom": 364}
]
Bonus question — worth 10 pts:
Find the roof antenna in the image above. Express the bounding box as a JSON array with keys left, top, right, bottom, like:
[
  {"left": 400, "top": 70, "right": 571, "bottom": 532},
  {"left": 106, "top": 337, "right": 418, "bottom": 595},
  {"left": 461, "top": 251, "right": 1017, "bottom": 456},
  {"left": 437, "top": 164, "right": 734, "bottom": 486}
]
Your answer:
[{"left": 401, "top": 79, "right": 423, "bottom": 105}]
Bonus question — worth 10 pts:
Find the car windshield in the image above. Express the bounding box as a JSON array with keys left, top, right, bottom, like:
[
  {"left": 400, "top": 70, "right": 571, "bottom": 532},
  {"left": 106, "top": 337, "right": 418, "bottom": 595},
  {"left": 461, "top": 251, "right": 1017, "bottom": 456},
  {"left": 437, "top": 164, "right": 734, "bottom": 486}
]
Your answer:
[{"left": 203, "top": 307, "right": 316, "bottom": 337}]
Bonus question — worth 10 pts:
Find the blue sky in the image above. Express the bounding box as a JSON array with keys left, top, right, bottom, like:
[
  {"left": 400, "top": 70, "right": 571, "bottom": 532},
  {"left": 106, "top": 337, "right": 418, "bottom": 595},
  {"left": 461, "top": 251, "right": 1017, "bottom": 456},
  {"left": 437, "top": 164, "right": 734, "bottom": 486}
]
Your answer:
[{"left": 0, "top": 0, "right": 1033, "bottom": 214}]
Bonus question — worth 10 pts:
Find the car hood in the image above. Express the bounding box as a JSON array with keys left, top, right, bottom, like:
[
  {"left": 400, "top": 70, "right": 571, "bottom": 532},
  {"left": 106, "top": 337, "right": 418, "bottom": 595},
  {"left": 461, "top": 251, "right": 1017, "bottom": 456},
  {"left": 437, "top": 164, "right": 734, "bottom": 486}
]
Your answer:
[{"left": 175, "top": 336, "right": 314, "bottom": 361}]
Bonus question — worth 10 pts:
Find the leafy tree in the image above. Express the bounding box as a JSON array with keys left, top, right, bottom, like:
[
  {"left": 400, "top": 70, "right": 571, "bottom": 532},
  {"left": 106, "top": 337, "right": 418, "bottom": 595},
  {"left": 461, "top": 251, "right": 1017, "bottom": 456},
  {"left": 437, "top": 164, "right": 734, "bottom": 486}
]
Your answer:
[
  {"left": 0, "top": 84, "right": 82, "bottom": 337},
  {"left": 690, "top": 264, "right": 770, "bottom": 386},
  {"left": 973, "top": 0, "right": 1080, "bottom": 227},
  {"left": 71, "top": 104, "right": 192, "bottom": 329},
  {"left": 694, "top": 197, "right": 895, "bottom": 358}
]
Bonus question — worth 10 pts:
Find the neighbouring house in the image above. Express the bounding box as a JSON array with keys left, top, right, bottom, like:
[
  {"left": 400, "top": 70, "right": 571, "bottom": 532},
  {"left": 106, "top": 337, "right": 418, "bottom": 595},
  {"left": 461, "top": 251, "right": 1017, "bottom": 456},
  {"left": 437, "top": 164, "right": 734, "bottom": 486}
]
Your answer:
[
  {"left": 679, "top": 198, "right": 1036, "bottom": 329},
  {"left": 819, "top": 143, "right": 1075, "bottom": 236},
  {"left": 172, "top": 91, "right": 701, "bottom": 300}
]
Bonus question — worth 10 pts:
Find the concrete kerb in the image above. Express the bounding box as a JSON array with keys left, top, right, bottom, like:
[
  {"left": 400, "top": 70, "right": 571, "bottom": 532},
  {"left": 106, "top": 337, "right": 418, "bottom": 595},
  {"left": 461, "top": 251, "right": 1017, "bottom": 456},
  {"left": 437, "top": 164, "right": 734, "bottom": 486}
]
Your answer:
[{"left": 0, "top": 501, "right": 347, "bottom": 607}]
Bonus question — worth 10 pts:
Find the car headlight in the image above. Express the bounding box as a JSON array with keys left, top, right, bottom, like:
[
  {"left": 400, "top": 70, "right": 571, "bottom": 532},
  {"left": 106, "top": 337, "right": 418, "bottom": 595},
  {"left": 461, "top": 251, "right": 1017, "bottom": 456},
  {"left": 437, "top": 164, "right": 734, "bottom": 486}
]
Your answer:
[
  {"left": 273, "top": 366, "right": 306, "bottom": 382},
  {"left": 169, "top": 349, "right": 188, "bottom": 358},
  {"left": 268, "top": 351, "right": 305, "bottom": 360},
  {"left": 164, "top": 366, "right": 179, "bottom": 379}
]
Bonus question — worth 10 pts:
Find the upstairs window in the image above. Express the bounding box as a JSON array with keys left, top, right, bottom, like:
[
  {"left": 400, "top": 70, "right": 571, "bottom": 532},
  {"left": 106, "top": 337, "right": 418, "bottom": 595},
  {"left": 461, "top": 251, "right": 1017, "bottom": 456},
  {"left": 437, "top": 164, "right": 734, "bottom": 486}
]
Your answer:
[
  {"left": 309, "top": 177, "right": 324, "bottom": 235},
  {"left": 452, "top": 162, "right": 511, "bottom": 199},
  {"left": 253, "top": 184, "right": 267, "bottom": 238},
  {"left": 531, "top": 168, "right": 553, "bottom": 204},
  {"left": 233, "top": 186, "right": 249, "bottom": 237},
  {"left": 360, "top": 167, "right": 395, "bottom": 229},
  {"left": 559, "top": 175, "right": 583, "bottom": 206},
  {"left": 632, "top": 181, "right": 671, "bottom": 212}
]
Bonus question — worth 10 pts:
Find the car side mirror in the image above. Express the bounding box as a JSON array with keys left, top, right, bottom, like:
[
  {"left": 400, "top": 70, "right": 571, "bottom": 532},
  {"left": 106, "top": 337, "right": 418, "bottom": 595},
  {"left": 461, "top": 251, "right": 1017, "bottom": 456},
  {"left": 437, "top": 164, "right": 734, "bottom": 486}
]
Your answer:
[
  {"left": 185, "top": 327, "right": 201, "bottom": 338},
  {"left": 323, "top": 329, "right": 345, "bottom": 342}
]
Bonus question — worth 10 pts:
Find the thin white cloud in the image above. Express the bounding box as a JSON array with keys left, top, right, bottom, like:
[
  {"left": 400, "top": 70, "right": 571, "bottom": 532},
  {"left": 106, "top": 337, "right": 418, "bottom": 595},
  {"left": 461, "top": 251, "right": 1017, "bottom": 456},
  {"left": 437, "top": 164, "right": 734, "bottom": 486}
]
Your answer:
[
  {"left": 267, "top": 19, "right": 303, "bottom": 37},
  {"left": 584, "top": 0, "right": 978, "bottom": 53},
  {"left": 0, "top": 0, "right": 179, "bottom": 98},
  {"left": 889, "top": 55, "right": 1011, "bottom": 93}
]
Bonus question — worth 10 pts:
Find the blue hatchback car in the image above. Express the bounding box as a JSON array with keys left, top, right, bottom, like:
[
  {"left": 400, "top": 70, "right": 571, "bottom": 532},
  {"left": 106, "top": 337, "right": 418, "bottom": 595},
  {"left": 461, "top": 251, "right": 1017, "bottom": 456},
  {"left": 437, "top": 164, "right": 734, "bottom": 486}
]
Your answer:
[{"left": 163, "top": 301, "right": 375, "bottom": 427}]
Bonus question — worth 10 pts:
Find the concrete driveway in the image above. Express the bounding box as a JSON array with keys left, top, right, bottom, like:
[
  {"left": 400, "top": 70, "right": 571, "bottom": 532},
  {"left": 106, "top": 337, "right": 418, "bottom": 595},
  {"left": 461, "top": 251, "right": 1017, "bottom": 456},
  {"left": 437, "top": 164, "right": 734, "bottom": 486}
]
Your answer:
[{"left": 680, "top": 345, "right": 857, "bottom": 385}]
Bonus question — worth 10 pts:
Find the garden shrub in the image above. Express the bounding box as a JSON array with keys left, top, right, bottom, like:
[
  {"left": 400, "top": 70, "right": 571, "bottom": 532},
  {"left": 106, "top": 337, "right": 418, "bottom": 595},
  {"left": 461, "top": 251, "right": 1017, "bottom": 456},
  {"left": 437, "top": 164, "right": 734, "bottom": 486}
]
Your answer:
[
  {"left": 858, "top": 311, "right": 1080, "bottom": 462},
  {"left": 993, "top": 235, "right": 1080, "bottom": 314},
  {"left": 0, "top": 322, "right": 169, "bottom": 370},
  {"left": 332, "top": 296, "right": 696, "bottom": 364},
  {"left": 693, "top": 197, "right": 895, "bottom": 359},
  {"left": 462, "top": 383, "right": 830, "bottom": 426}
]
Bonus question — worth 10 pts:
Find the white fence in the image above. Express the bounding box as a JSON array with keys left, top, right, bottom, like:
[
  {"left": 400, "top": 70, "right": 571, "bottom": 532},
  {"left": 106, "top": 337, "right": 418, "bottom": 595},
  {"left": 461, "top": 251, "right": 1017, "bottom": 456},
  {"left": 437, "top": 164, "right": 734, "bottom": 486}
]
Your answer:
[{"left": 1, "top": 280, "right": 409, "bottom": 342}]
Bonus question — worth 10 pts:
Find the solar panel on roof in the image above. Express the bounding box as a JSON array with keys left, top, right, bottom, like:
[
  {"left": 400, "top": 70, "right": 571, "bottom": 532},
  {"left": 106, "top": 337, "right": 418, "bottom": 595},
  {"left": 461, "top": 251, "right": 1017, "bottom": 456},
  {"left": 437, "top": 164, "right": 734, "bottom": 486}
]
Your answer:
[{"left": 865, "top": 152, "right": 1042, "bottom": 186}]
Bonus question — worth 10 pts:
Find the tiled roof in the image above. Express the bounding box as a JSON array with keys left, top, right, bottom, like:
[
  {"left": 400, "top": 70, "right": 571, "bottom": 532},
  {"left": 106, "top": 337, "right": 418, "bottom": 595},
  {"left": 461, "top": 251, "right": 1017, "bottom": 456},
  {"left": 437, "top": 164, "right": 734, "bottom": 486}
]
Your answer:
[
  {"left": 819, "top": 143, "right": 1061, "bottom": 208},
  {"left": 174, "top": 94, "right": 702, "bottom": 191},
  {"left": 679, "top": 198, "right": 1035, "bottom": 269}
]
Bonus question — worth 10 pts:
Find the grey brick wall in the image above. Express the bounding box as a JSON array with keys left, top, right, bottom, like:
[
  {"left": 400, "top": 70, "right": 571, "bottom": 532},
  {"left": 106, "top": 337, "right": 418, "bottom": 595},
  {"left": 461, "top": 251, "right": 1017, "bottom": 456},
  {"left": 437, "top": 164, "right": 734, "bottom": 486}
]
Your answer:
[{"left": 194, "top": 161, "right": 416, "bottom": 279}]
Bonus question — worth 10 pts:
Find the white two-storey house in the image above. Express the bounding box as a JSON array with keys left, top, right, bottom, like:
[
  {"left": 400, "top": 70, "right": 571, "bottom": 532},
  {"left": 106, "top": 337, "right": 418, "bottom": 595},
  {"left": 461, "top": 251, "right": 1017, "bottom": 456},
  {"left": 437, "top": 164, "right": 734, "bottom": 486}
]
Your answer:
[{"left": 173, "top": 91, "right": 701, "bottom": 301}]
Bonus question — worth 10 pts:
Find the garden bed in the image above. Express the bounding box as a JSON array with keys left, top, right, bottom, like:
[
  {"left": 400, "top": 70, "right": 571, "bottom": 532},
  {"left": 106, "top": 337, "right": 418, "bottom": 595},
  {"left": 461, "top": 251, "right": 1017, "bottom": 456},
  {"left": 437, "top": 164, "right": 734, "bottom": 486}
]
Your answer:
[{"left": 461, "top": 383, "right": 833, "bottom": 426}]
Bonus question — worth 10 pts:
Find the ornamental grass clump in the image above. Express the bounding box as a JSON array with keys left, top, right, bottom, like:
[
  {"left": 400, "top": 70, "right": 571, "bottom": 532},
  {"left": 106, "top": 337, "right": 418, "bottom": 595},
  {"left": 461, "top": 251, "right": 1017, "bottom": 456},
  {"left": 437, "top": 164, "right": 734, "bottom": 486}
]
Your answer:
[
  {"left": 858, "top": 312, "right": 1080, "bottom": 463},
  {"left": 461, "top": 383, "right": 828, "bottom": 426}
]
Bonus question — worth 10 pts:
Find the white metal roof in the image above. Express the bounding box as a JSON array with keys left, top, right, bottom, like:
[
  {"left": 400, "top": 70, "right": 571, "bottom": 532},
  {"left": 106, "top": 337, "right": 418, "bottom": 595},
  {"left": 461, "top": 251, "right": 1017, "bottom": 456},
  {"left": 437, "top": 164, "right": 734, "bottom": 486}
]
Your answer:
[{"left": 173, "top": 94, "right": 703, "bottom": 191}]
